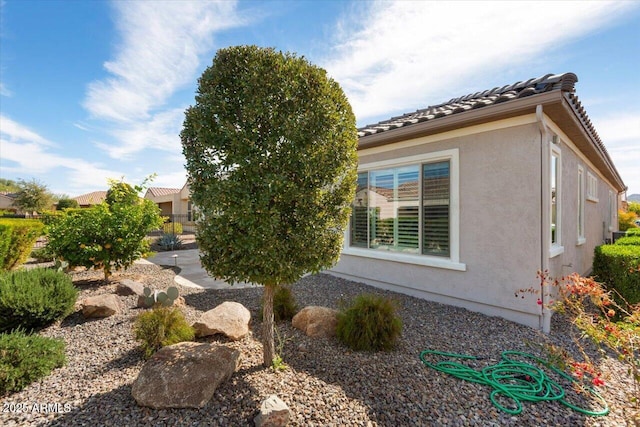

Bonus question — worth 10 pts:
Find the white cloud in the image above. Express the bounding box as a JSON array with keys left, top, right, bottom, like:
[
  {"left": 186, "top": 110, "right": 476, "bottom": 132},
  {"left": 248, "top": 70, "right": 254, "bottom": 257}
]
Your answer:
[
  {"left": 0, "top": 82, "right": 10, "bottom": 97},
  {"left": 323, "top": 0, "right": 637, "bottom": 122},
  {"left": 0, "top": 114, "right": 122, "bottom": 194},
  {"left": 83, "top": 0, "right": 245, "bottom": 159},
  {"left": 595, "top": 112, "right": 640, "bottom": 195}
]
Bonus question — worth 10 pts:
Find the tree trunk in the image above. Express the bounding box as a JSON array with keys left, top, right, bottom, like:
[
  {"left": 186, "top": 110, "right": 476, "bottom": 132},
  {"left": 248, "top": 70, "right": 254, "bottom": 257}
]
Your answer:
[{"left": 262, "top": 284, "right": 275, "bottom": 367}]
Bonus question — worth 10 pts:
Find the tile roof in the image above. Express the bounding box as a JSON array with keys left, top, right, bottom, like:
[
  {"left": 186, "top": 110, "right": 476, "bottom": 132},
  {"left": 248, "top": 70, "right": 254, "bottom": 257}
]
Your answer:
[
  {"left": 358, "top": 73, "right": 579, "bottom": 137},
  {"left": 73, "top": 191, "right": 107, "bottom": 206},
  {"left": 0, "top": 191, "right": 17, "bottom": 198},
  {"left": 146, "top": 187, "right": 181, "bottom": 197}
]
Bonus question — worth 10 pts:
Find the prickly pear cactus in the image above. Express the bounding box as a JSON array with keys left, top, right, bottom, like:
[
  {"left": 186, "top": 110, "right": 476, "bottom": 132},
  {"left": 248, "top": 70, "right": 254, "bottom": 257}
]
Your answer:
[{"left": 140, "top": 286, "right": 180, "bottom": 308}]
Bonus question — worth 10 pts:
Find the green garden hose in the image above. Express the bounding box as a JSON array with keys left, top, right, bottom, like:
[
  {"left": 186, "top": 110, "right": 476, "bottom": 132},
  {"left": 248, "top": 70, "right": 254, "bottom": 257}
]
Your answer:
[{"left": 419, "top": 349, "right": 609, "bottom": 416}]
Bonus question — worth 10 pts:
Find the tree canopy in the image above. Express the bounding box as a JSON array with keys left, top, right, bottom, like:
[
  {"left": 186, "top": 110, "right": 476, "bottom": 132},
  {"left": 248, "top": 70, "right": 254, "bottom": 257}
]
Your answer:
[
  {"left": 13, "top": 179, "right": 54, "bottom": 213},
  {"left": 181, "top": 45, "right": 358, "bottom": 365}
]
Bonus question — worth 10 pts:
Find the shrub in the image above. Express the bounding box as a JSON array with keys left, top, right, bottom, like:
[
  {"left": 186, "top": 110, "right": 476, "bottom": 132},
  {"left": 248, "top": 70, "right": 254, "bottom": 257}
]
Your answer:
[
  {"left": 626, "top": 228, "right": 640, "bottom": 237},
  {"left": 593, "top": 244, "right": 640, "bottom": 306},
  {"left": 133, "top": 307, "right": 194, "bottom": 359},
  {"left": 0, "top": 218, "right": 44, "bottom": 271},
  {"left": 0, "top": 268, "right": 78, "bottom": 333},
  {"left": 260, "top": 285, "right": 298, "bottom": 322},
  {"left": 162, "top": 222, "right": 183, "bottom": 235},
  {"left": 0, "top": 330, "right": 66, "bottom": 395},
  {"left": 619, "top": 210, "right": 639, "bottom": 232},
  {"left": 615, "top": 236, "right": 640, "bottom": 246},
  {"left": 30, "top": 245, "right": 55, "bottom": 262},
  {"left": 336, "top": 294, "right": 402, "bottom": 352},
  {"left": 157, "top": 233, "right": 183, "bottom": 251}
]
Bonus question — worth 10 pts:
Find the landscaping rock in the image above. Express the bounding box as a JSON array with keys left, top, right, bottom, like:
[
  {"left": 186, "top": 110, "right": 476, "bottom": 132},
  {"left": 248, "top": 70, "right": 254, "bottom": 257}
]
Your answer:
[
  {"left": 192, "top": 301, "right": 251, "bottom": 340},
  {"left": 292, "top": 306, "right": 338, "bottom": 338},
  {"left": 254, "top": 395, "right": 291, "bottom": 427},
  {"left": 81, "top": 294, "right": 123, "bottom": 318},
  {"left": 116, "top": 279, "right": 145, "bottom": 296},
  {"left": 131, "top": 342, "right": 240, "bottom": 409}
]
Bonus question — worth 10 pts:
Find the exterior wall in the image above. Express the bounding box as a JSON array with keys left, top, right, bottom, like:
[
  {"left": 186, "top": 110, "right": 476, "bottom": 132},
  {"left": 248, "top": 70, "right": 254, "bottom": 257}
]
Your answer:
[
  {"left": 157, "top": 202, "right": 172, "bottom": 216},
  {"left": 330, "top": 120, "right": 546, "bottom": 328}
]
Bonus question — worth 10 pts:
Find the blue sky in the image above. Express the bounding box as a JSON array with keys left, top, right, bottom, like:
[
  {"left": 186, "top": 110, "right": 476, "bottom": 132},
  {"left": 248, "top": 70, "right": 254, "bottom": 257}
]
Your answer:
[{"left": 1, "top": 0, "right": 639, "bottom": 197}]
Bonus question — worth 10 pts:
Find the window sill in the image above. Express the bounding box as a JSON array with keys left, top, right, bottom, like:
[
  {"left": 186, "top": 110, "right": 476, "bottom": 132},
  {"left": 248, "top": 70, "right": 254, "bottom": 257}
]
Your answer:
[
  {"left": 576, "top": 237, "right": 586, "bottom": 246},
  {"left": 342, "top": 247, "right": 467, "bottom": 271},
  {"left": 549, "top": 245, "right": 564, "bottom": 258},
  {"left": 587, "top": 197, "right": 598, "bottom": 203}
]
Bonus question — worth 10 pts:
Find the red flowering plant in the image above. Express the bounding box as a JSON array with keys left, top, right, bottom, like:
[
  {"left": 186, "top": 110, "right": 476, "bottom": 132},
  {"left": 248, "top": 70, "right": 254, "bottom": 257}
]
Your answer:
[{"left": 519, "top": 270, "right": 640, "bottom": 412}]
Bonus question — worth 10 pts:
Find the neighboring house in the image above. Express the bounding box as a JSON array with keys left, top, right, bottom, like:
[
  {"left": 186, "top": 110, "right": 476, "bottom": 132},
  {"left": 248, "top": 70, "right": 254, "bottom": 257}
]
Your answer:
[
  {"left": 329, "top": 73, "right": 626, "bottom": 333},
  {"left": 144, "top": 183, "right": 197, "bottom": 232},
  {"left": 0, "top": 192, "right": 19, "bottom": 213},
  {"left": 72, "top": 191, "right": 108, "bottom": 208}
]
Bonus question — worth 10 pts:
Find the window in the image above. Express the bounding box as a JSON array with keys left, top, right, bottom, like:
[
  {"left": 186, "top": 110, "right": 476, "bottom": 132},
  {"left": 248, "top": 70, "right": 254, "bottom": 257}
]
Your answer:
[
  {"left": 550, "top": 144, "right": 563, "bottom": 257},
  {"left": 587, "top": 172, "right": 598, "bottom": 202},
  {"left": 347, "top": 149, "right": 463, "bottom": 270},
  {"left": 577, "top": 166, "right": 585, "bottom": 245},
  {"left": 608, "top": 190, "right": 616, "bottom": 232}
]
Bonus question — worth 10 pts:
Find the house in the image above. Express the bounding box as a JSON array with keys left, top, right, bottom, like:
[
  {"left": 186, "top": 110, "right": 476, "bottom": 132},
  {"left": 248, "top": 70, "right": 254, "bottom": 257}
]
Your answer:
[
  {"left": 73, "top": 191, "right": 108, "bottom": 208},
  {"left": 0, "top": 192, "right": 19, "bottom": 213},
  {"left": 329, "top": 73, "right": 626, "bottom": 332},
  {"left": 144, "top": 182, "right": 197, "bottom": 232}
]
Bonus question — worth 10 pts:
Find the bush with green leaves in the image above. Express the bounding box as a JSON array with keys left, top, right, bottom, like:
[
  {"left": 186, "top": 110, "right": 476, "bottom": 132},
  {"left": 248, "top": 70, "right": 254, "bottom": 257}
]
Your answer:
[
  {"left": 46, "top": 179, "right": 163, "bottom": 281},
  {"left": 260, "top": 285, "right": 298, "bottom": 322},
  {"left": 0, "top": 268, "right": 78, "bottom": 333},
  {"left": 55, "top": 198, "right": 79, "bottom": 210},
  {"left": 0, "top": 330, "right": 66, "bottom": 395},
  {"left": 163, "top": 222, "right": 183, "bottom": 235},
  {"left": 0, "top": 218, "right": 44, "bottom": 271},
  {"left": 593, "top": 244, "right": 640, "bottom": 306},
  {"left": 30, "top": 245, "right": 55, "bottom": 262},
  {"left": 181, "top": 45, "right": 357, "bottom": 366},
  {"left": 615, "top": 236, "right": 640, "bottom": 246},
  {"left": 156, "top": 233, "right": 183, "bottom": 251},
  {"left": 133, "top": 307, "right": 194, "bottom": 359},
  {"left": 626, "top": 228, "right": 640, "bottom": 237},
  {"left": 336, "top": 294, "right": 402, "bottom": 352}
]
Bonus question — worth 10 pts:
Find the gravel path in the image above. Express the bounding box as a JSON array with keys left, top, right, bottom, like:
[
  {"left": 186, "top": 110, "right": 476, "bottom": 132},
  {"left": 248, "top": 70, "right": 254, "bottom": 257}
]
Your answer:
[{"left": 1, "top": 263, "right": 636, "bottom": 426}]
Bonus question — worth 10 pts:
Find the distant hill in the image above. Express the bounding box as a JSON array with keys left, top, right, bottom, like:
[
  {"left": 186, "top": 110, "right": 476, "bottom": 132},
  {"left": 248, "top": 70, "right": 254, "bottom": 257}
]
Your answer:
[{"left": 628, "top": 194, "right": 640, "bottom": 202}]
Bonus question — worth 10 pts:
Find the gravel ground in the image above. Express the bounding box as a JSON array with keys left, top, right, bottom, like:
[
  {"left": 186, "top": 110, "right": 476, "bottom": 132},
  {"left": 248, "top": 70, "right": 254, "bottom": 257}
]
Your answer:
[{"left": 1, "top": 263, "right": 637, "bottom": 426}]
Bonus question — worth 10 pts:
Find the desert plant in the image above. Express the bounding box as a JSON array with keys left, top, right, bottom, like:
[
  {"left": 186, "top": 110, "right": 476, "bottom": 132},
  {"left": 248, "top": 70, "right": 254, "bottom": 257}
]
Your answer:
[
  {"left": 133, "top": 307, "right": 194, "bottom": 359},
  {"left": 0, "top": 330, "right": 66, "bottom": 395},
  {"left": 181, "top": 45, "right": 358, "bottom": 366},
  {"left": 140, "top": 286, "right": 180, "bottom": 308},
  {"left": 0, "top": 268, "right": 78, "bottom": 333},
  {"left": 260, "top": 285, "right": 298, "bottom": 322},
  {"left": 336, "top": 294, "right": 402, "bottom": 352},
  {"left": 0, "top": 218, "right": 45, "bottom": 271},
  {"left": 162, "top": 222, "right": 183, "bottom": 235},
  {"left": 30, "top": 245, "right": 55, "bottom": 262},
  {"left": 157, "top": 233, "right": 183, "bottom": 251}
]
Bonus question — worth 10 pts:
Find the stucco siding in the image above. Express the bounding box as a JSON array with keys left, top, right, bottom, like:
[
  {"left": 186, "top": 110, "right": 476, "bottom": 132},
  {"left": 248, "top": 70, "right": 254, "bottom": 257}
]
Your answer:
[{"left": 331, "top": 122, "right": 545, "bottom": 328}]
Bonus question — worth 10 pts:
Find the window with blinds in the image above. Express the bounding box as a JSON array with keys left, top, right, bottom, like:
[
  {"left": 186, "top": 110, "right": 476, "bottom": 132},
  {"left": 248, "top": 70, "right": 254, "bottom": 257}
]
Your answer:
[{"left": 350, "top": 160, "right": 450, "bottom": 257}]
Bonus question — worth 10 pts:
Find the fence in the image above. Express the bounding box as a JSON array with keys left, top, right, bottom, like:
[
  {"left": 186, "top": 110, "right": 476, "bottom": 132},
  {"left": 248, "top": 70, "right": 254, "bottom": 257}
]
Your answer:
[{"left": 157, "top": 214, "right": 197, "bottom": 235}]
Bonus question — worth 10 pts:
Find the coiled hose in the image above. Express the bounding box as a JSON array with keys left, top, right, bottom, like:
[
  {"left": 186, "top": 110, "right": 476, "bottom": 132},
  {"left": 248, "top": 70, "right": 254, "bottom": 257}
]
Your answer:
[{"left": 419, "top": 349, "right": 609, "bottom": 416}]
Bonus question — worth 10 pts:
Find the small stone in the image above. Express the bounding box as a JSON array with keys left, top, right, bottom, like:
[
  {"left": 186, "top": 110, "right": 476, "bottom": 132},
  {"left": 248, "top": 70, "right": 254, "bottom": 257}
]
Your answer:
[
  {"left": 81, "top": 294, "right": 122, "bottom": 318},
  {"left": 254, "top": 395, "right": 291, "bottom": 427}
]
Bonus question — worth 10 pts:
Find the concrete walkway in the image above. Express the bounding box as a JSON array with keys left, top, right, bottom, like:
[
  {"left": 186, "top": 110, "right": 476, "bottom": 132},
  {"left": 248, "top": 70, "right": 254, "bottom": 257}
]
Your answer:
[{"left": 138, "top": 249, "right": 258, "bottom": 290}]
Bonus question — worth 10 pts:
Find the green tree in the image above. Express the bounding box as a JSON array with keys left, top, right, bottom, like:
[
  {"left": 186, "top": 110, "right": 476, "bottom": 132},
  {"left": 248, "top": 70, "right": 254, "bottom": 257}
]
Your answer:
[
  {"left": 56, "top": 198, "right": 79, "bottom": 210},
  {"left": 0, "top": 179, "right": 20, "bottom": 192},
  {"left": 46, "top": 179, "right": 163, "bottom": 281},
  {"left": 181, "top": 46, "right": 358, "bottom": 366},
  {"left": 628, "top": 202, "right": 640, "bottom": 217},
  {"left": 14, "top": 179, "right": 54, "bottom": 213}
]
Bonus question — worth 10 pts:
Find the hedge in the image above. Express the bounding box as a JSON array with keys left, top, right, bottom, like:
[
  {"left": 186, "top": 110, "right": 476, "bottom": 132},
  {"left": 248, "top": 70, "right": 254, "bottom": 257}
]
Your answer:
[
  {"left": 625, "top": 228, "right": 640, "bottom": 237},
  {"left": 0, "top": 219, "right": 44, "bottom": 271},
  {"left": 592, "top": 244, "right": 640, "bottom": 306},
  {"left": 614, "top": 236, "right": 640, "bottom": 246}
]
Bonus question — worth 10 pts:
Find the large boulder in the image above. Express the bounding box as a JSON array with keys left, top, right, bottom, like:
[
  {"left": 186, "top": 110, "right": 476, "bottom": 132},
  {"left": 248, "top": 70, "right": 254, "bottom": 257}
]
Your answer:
[
  {"left": 116, "top": 279, "right": 145, "bottom": 296},
  {"left": 292, "top": 306, "right": 338, "bottom": 338},
  {"left": 254, "top": 395, "right": 291, "bottom": 427},
  {"left": 132, "top": 342, "right": 240, "bottom": 409},
  {"left": 81, "top": 294, "right": 123, "bottom": 318},
  {"left": 192, "top": 301, "right": 251, "bottom": 340}
]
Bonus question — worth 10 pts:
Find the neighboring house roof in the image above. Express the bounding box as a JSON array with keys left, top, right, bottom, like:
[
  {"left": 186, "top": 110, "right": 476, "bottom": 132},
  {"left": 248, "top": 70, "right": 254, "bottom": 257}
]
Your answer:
[
  {"left": 358, "top": 72, "right": 626, "bottom": 192},
  {"left": 146, "top": 187, "right": 181, "bottom": 197},
  {"left": 73, "top": 191, "right": 107, "bottom": 206}
]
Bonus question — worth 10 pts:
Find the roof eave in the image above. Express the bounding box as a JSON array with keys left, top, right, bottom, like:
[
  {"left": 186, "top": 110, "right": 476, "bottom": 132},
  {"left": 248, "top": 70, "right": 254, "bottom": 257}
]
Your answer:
[{"left": 358, "top": 91, "right": 562, "bottom": 150}]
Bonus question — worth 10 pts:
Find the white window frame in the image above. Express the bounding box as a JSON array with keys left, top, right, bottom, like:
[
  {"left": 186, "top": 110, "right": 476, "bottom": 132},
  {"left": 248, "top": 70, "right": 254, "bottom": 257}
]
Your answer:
[
  {"left": 608, "top": 190, "right": 615, "bottom": 232},
  {"left": 344, "top": 149, "right": 465, "bottom": 271},
  {"left": 550, "top": 144, "right": 564, "bottom": 258},
  {"left": 577, "top": 166, "right": 585, "bottom": 245},
  {"left": 587, "top": 172, "right": 598, "bottom": 202}
]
